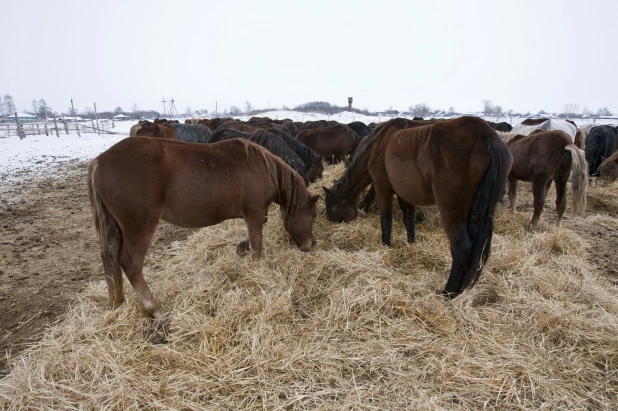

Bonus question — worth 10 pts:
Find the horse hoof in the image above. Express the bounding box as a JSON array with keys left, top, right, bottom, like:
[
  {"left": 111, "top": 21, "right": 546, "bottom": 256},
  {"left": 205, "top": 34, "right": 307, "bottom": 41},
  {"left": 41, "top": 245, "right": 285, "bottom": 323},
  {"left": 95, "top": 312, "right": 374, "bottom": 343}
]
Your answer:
[
  {"left": 148, "top": 319, "right": 169, "bottom": 345},
  {"left": 237, "top": 240, "right": 251, "bottom": 257}
]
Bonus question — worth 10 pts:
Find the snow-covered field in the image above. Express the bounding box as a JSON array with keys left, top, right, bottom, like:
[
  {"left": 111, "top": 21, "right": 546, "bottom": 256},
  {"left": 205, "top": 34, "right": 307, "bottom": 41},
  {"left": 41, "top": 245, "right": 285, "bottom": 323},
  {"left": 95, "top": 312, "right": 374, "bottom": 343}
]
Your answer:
[{"left": 1, "top": 111, "right": 616, "bottom": 180}]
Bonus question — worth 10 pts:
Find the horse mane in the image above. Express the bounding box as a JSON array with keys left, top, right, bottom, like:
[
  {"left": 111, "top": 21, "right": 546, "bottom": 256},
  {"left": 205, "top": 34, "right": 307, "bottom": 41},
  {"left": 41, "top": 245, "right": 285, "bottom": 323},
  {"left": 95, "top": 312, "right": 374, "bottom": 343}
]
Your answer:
[
  {"left": 496, "top": 131, "right": 522, "bottom": 143},
  {"left": 267, "top": 128, "right": 320, "bottom": 164}
]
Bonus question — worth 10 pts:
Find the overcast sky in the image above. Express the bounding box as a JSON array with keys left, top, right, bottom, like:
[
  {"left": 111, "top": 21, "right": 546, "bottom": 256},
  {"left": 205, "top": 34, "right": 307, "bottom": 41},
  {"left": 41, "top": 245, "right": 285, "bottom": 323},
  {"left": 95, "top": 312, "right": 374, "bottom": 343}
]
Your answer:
[{"left": 3, "top": 0, "right": 617, "bottom": 115}]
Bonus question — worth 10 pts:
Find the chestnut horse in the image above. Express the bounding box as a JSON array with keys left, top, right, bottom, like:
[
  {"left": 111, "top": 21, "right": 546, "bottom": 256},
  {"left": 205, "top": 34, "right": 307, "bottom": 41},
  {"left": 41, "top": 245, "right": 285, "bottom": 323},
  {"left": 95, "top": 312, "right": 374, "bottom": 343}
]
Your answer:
[
  {"left": 324, "top": 117, "right": 512, "bottom": 297},
  {"left": 297, "top": 124, "right": 362, "bottom": 163},
  {"left": 135, "top": 122, "right": 178, "bottom": 140},
  {"left": 501, "top": 131, "right": 588, "bottom": 230},
  {"left": 88, "top": 137, "right": 318, "bottom": 319}
]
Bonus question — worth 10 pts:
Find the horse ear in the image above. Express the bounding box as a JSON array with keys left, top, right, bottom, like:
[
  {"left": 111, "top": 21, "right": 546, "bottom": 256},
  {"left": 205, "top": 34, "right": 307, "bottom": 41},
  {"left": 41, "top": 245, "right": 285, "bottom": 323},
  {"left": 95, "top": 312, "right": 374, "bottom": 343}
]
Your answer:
[
  {"left": 322, "top": 186, "right": 331, "bottom": 195},
  {"left": 310, "top": 194, "right": 320, "bottom": 205}
]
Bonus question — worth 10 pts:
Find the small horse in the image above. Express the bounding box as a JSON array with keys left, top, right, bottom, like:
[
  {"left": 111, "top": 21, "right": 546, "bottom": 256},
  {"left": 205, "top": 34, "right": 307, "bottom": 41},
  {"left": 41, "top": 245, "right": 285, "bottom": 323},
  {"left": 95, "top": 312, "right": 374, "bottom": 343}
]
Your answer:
[
  {"left": 501, "top": 131, "right": 588, "bottom": 230},
  {"left": 169, "top": 123, "right": 212, "bottom": 143},
  {"left": 136, "top": 122, "right": 178, "bottom": 140},
  {"left": 89, "top": 137, "right": 318, "bottom": 319},
  {"left": 599, "top": 150, "right": 618, "bottom": 182},
  {"left": 585, "top": 125, "right": 618, "bottom": 176},
  {"left": 297, "top": 124, "right": 362, "bottom": 163},
  {"left": 513, "top": 119, "right": 577, "bottom": 140},
  {"left": 324, "top": 117, "right": 512, "bottom": 297}
]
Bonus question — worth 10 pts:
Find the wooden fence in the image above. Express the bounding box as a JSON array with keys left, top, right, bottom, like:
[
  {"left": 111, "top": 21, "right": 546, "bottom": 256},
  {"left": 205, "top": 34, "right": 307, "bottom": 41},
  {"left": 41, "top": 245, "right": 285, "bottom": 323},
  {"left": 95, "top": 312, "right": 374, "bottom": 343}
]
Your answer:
[{"left": 0, "top": 119, "right": 118, "bottom": 139}]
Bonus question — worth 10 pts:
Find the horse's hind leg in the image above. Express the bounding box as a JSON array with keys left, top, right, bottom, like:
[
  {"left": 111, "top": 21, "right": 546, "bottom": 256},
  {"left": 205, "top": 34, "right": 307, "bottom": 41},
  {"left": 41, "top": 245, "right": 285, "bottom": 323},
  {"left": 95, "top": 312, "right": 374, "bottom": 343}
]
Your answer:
[
  {"left": 442, "top": 216, "right": 472, "bottom": 297},
  {"left": 397, "top": 196, "right": 416, "bottom": 244},
  {"left": 100, "top": 220, "right": 124, "bottom": 309},
  {"left": 554, "top": 172, "right": 569, "bottom": 226},
  {"left": 119, "top": 224, "right": 162, "bottom": 319},
  {"left": 529, "top": 176, "right": 551, "bottom": 231},
  {"left": 507, "top": 177, "right": 518, "bottom": 212}
]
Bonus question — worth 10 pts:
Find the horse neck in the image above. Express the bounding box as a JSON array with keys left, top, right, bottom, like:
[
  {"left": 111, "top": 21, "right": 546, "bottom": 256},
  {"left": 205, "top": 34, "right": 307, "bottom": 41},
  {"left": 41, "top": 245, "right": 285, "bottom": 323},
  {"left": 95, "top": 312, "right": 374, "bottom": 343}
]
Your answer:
[{"left": 333, "top": 144, "right": 374, "bottom": 202}]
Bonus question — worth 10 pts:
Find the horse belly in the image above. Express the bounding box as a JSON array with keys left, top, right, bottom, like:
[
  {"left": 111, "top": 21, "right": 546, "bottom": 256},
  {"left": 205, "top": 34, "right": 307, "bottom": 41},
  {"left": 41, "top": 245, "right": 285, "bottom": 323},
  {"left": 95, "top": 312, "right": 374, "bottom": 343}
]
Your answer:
[{"left": 385, "top": 160, "right": 435, "bottom": 206}]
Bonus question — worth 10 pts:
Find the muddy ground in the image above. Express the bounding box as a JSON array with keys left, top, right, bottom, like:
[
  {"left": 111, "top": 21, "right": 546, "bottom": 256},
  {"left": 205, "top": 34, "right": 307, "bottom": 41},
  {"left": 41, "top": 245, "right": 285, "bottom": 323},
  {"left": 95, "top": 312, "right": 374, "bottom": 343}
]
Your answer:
[{"left": 1, "top": 162, "right": 617, "bottom": 378}]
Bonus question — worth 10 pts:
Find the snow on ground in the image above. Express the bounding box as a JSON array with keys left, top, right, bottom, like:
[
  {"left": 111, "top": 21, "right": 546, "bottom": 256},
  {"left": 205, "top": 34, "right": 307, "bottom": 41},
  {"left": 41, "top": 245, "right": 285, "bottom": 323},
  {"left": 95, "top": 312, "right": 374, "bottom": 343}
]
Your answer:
[{"left": 1, "top": 111, "right": 616, "bottom": 181}]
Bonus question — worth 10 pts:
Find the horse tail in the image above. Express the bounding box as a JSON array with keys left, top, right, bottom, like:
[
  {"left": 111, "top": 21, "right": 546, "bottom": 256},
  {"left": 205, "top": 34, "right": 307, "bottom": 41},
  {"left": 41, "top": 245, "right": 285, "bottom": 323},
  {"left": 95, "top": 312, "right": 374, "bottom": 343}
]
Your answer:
[
  {"left": 565, "top": 144, "right": 589, "bottom": 215},
  {"left": 88, "top": 159, "right": 123, "bottom": 299},
  {"left": 574, "top": 129, "right": 586, "bottom": 151},
  {"left": 462, "top": 136, "right": 512, "bottom": 289}
]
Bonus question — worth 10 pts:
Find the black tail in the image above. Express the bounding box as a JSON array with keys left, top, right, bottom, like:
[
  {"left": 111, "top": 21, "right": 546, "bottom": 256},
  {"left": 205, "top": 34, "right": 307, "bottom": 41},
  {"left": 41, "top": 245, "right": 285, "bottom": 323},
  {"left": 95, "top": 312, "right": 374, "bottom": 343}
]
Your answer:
[{"left": 462, "top": 136, "right": 512, "bottom": 289}]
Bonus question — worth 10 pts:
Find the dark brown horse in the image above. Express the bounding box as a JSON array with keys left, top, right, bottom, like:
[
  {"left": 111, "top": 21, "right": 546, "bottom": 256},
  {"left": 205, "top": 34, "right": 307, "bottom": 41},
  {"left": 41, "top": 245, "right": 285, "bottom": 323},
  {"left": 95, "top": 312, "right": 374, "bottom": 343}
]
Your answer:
[
  {"left": 88, "top": 137, "right": 318, "bottom": 319},
  {"left": 323, "top": 117, "right": 512, "bottom": 297},
  {"left": 297, "top": 124, "right": 362, "bottom": 163},
  {"left": 502, "top": 131, "right": 588, "bottom": 230},
  {"left": 599, "top": 150, "right": 618, "bottom": 182},
  {"left": 135, "top": 122, "right": 178, "bottom": 140}
]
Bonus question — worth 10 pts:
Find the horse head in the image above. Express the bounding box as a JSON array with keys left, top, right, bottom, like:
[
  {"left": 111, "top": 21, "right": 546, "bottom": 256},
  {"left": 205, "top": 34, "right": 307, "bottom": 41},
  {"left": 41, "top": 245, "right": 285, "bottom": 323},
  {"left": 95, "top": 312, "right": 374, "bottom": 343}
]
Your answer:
[
  {"left": 323, "top": 186, "right": 358, "bottom": 223},
  {"left": 283, "top": 195, "right": 319, "bottom": 251}
]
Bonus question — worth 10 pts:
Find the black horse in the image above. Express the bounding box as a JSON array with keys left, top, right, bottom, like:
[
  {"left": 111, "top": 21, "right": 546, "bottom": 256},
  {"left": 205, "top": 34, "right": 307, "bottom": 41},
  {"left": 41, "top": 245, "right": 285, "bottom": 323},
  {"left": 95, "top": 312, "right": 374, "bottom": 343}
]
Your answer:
[
  {"left": 208, "top": 128, "right": 310, "bottom": 186},
  {"left": 347, "top": 121, "right": 372, "bottom": 138},
  {"left": 298, "top": 120, "right": 330, "bottom": 133},
  {"left": 585, "top": 125, "right": 618, "bottom": 176},
  {"left": 265, "top": 127, "right": 323, "bottom": 182}
]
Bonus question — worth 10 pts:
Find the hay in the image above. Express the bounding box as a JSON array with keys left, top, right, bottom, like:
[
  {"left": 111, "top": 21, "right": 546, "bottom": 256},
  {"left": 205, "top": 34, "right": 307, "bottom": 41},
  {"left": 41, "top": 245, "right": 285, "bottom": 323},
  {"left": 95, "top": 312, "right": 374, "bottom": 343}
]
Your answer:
[{"left": 2, "top": 163, "right": 618, "bottom": 410}]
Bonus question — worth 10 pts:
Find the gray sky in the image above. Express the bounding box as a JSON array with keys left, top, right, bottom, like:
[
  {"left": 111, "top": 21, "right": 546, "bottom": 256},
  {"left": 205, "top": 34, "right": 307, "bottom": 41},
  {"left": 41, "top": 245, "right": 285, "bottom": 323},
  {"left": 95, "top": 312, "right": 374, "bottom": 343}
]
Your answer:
[{"left": 3, "top": 0, "right": 617, "bottom": 115}]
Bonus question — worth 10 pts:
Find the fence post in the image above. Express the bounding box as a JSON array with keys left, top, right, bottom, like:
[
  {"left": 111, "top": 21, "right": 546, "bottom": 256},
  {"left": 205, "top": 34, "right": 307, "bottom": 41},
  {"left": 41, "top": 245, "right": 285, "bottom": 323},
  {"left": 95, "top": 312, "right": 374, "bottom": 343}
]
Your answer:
[
  {"left": 14, "top": 113, "right": 24, "bottom": 140},
  {"left": 71, "top": 98, "right": 81, "bottom": 137},
  {"left": 44, "top": 121, "right": 49, "bottom": 136},
  {"left": 53, "top": 114, "right": 60, "bottom": 137},
  {"left": 64, "top": 120, "right": 69, "bottom": 135},
  {"left": 36, "top": 123, "right": 41, "bottom": 135},
  {"left": 94, "top": 102, "right": 101, "bottom": 135}
]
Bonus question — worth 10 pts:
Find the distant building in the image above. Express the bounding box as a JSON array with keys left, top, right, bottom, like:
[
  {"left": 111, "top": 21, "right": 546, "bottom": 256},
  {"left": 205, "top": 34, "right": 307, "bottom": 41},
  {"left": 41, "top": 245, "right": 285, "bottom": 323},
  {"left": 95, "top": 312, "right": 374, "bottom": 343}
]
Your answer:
[
  {"left": 113, "top": 114, "right": 130, "bottom": 121},
  {"left": 6, "top": 112, "right": 37, "bottom": 122}
]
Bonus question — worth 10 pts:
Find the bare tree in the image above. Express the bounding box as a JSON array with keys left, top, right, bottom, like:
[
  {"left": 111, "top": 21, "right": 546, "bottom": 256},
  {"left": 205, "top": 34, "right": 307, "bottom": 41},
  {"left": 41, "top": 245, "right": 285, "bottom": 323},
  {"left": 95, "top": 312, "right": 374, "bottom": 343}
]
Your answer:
[
  {"left": 482, "top": 100, "right": 494, "bottom": 115},
  {"left": 229, "top": 106, "right": 242, "bottom": 116},
  {"left": 596, "top": 107, "right": 612, "bottom": 116},
  {"left": 410, "top": 103, "right": 431, "bottom": 117},
  {"left": 131, "top": 103, "right": 139, "bottom": 114},
  {"left": 31, "top": 99, "right": 38, "bottom": 115},
  {"left": 3, "top": 94, "right": 16, "bottom": 115},
  {"left": 185, "top": 107, "right": 192, "bottom": 116},
  {"left": 448, "top": 107, "right": 455, "bottom": 115},
  {"left": 245, "top": 101, "right": 253, "bottom": 113},
  {"left": 493, "top": 105, "right": 503, "bottom": 116},
  {"left": 563, "top": 103, "right": 580, "bottom": 116},
  {"left": 114, "top": 106, "right": 123, "bottom": 114},
  {"left": 582, "top": 106, "right": 592, "bottom": 116}
]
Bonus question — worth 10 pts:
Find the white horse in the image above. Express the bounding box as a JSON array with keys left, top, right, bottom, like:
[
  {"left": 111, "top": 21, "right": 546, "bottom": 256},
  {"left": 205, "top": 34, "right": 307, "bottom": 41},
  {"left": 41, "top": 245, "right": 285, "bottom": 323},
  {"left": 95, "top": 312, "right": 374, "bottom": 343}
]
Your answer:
[{"left": 512, "top": 119, "right": 576, "bottom": 140}]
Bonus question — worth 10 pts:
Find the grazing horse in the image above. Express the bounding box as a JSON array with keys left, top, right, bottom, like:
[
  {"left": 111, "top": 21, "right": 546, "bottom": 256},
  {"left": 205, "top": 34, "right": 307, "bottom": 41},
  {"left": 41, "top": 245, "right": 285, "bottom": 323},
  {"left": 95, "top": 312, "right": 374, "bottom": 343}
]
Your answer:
[
  {"left": 88, "top": 137, "right": 318, "bottom": 319},
  {"left": 599, "top": 150, "right": 618, "bottom": 182},
  {"left": 501, "top": 131, "right": 588, "bottom": 230},
  {"left": 208, "top": 128, "right": 310, "bottom": 186},
  {"left": 585, "top": 125, "right": 618, "bottom": 176},
  {"left": 136, "top": 122, "right": 178, "bottom": 140},
  {"left": 323, "top": 117, "right": 512, "bottom": 297},
  {"left": 297, "top": 124, "right": 362, "bottom": 163},
  {"left": 487, "top": 121, "right": 513, "bottom": 132},
  {"left": 521, "top": 118, "right": 549, "bottom": 126},
  {"left": 298, "top": 120, "right": 330, "bottom": 133},
  {"left": 129, "top": 120, "right": 149, "bottom": 137}
]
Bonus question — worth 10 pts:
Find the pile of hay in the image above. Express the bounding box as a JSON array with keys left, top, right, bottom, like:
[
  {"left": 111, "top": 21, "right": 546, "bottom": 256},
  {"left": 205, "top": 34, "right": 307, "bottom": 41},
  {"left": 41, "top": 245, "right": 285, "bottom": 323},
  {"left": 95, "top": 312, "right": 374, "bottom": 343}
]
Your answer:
[{"left": 1, "top": 164, "right": 618, "bottom": 409}]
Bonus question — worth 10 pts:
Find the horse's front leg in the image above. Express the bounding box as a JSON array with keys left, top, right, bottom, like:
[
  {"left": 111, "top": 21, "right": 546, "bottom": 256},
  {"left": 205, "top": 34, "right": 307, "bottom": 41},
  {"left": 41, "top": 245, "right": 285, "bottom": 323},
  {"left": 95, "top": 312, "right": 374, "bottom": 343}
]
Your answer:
[
  {"left": 240, "top": 209, "right": 265, "bottom": 259},
  {"left": 374, "top": 183, "right": 394, "bottom": 246}
]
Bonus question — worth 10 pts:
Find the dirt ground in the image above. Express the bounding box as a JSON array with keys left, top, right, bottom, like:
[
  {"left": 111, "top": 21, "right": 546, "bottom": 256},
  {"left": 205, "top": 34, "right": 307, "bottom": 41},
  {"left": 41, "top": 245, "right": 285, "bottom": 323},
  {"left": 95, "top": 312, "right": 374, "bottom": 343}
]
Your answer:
[
  {"left": 1, "top": 162, "right": 617, "bottom": 378},
  {"left": 0, "top": 162, "right": 195, "bottom": 377}
]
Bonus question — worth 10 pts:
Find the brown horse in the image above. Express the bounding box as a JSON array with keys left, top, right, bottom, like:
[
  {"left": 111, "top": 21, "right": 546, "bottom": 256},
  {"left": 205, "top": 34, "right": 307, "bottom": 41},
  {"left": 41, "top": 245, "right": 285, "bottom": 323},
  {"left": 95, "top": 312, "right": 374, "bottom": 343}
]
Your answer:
[
  {"left": 135, "top": 122, "right": 178, "bottom": 140},
  {"left": 323, "top": 117, "right": 512, "bottom": 297},
  {"left": 598, "top": 150, "right": 618, "bottom": 182},
  {"left": 297, "top": 124, "right": 362, "bottom": 163},
  {"left": 88, "top": 137, "right": 318, "bottom": 319},
  {"left": 501, "top": 131, "right": 588, "bottom": 230}
]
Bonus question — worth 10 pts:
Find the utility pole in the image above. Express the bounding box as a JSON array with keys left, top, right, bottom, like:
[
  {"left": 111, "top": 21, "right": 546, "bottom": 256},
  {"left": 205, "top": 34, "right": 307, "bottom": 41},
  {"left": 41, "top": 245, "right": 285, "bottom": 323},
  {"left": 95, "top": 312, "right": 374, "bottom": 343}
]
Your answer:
[
  {"left": 215, "top": 101, "right": 218, "bottom": 116},
  {"left": 161, "top": 98, "right": 167, "bottom": 117}
]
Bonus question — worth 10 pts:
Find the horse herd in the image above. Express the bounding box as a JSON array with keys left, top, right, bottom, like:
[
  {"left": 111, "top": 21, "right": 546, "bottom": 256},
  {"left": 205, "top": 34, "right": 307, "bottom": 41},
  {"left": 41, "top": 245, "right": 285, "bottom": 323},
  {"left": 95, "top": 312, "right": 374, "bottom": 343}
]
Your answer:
[{"left": 88, "top": 115, "right": 618, "bottom": 322}]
